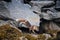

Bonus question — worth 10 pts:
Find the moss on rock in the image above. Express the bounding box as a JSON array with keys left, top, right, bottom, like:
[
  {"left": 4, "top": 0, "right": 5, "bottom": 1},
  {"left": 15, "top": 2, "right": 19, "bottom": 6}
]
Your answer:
[
  {"left": 25, "top": 34, "right": 37, "bottom": 40},
  {"left": 0, "top": 24, "right": 22, "bottom": 40},
  {"left": 37, "top": 34, "right": 46, "bottom": 40}
]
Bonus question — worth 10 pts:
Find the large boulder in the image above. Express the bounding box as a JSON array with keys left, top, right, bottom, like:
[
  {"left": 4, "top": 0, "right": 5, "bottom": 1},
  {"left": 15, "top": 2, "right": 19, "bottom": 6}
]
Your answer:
[
  {"left": 30, "top": 1, "right": 54, "bottom": 13},
  {"left": 30, "top": 1, "right": 60, "bottom": 19}
]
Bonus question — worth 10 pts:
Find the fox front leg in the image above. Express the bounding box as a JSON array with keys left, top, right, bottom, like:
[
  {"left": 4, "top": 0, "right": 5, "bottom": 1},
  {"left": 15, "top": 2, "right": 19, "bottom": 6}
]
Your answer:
[{"left": 32, "top": 30, "right": 36, "bottom": 34}]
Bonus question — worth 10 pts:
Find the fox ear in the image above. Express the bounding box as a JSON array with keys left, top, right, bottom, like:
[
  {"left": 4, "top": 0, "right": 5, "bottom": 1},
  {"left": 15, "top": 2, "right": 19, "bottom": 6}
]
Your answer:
[{"left": 3, "top": 0, "right": 11, "bottom": 2}]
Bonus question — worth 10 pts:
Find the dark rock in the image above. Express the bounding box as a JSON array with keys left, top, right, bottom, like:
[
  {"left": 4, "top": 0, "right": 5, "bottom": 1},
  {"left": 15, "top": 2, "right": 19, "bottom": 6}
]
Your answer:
[
  {"left": 56, "top": 31, "right": 60, "bottom": 40},
  {"left": 3, "top": 0, "right": 11, "bottom": 2},
  {"left": 23, "top": 0, "right": 31, "bottom": 4}
]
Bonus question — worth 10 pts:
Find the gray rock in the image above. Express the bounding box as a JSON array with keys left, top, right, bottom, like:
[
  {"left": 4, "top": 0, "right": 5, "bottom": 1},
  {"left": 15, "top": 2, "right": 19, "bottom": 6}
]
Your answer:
[
  {"left": 44, "top": 21, "right": 60, "bottom": 31},
  {"left": 30, "top": 1, "right": 60, "bottom": 19},
  {"left": 19, "top": 36, "right": 28, "bottom": 40},
  {"left": 7, "top": 20, "right": 19, "bottom": 27},
  {"left": 0, "top": 1, "right": 10, "bottom": 18},
  {"left": 43, "top": 33, "right": 51, "bottom": 40}
]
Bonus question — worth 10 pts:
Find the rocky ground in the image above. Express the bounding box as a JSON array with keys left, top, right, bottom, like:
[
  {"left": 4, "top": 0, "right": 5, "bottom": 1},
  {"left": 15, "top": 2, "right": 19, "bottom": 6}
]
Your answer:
[
  {"left": 0, "top": 0, "right": 60, "bottom": 40},
  {"left": 0, "top": 22, "right": 60, "bottom": 40}
]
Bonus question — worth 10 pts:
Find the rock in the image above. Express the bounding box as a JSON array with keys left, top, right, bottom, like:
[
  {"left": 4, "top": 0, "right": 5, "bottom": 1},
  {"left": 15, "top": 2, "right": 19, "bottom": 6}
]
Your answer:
[
  {"left": 0, "top": 1, "right": 10, "bottom": 18},
  {"left": 7, "top": 20, "right": 19, "bottom": 27},
  {"left": 30, "top": 1, "right": 60, "bottom": 19},
  {"left": 19, "top": 36, "right": 28, "bottom": 40},
  {"left": 56, "top": 31, "right": 60, "bottom": 40},
  {"left": 30, "top": 1, "right": 54, "bottom": 12},
  {"left": 37, "top": 33, "right": 52, "bottom": 40},
  {"left": 0, "top": 20, "right": 19, "bottom": 28},
  {"left": 25, "top": 34, "right": 37, "bottom": 40},
  {"left": 43, "top": 33, "right": 51, "bottom": 40},
  {"left": 41, "top": 21, "right": 60, "bottom": 37},
  {"left": 44, "top": 21, "right": 60, "bottom": 31},
  {"left": 0, "top": 23, "right": 22, "bottom": 40},
  {"left": 30, "top": 34, "right": 38, "bottom": 38}
]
